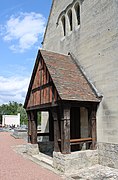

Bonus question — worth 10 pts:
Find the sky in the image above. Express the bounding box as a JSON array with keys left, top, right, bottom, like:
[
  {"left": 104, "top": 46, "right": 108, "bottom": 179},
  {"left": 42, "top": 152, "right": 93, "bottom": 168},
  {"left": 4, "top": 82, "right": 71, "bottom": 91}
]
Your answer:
[{"left": 0, "top": 0, "right": 52, "bottom": 105}]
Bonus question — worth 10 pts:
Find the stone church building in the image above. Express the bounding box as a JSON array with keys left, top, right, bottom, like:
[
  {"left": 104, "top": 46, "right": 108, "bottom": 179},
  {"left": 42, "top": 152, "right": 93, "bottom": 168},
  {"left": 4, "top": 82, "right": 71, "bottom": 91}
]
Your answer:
[{"left": 24, "top": 0, "right": 118, "bottom": 174}]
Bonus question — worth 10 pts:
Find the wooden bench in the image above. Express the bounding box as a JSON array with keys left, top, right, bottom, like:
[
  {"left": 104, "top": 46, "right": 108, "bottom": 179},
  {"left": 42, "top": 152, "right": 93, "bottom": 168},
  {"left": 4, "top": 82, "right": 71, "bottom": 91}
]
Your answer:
[{"left": 58, "top": 137, "right": 92, "bottom": 145}]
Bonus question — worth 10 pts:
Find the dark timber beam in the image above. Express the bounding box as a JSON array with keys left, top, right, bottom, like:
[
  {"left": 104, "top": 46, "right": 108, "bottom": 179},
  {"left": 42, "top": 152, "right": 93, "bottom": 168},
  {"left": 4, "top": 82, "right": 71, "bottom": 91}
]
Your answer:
[
  {"left": 49, "top": 110, "right": 54, "bottom": 141},
  {"left": 27, "top": 111, "right": 31, "bottom": 143},
  {"left": 52, "top": 108, "right": 60, "bottom": 152},
  {"left": 32, "top": 81, "right": 53, "bottom": 93},
  {"left": 60, "top": 106, "right": 71, "bottom": 154},
  {"left": 30, "top": 110, "right": 37, "bottom": 144},
  {"left": 90, "top": 105, "right": 97, "bottom": 150}
]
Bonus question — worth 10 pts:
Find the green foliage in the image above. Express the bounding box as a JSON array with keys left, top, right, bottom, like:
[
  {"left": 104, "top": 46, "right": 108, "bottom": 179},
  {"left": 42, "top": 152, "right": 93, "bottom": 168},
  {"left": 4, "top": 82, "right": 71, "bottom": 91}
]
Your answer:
[
  {"left": 0, "top": 101, "right": 28, "bottom": 125},
  {"left": 17, "top": 105, "right": 28, "bottom": 125}
]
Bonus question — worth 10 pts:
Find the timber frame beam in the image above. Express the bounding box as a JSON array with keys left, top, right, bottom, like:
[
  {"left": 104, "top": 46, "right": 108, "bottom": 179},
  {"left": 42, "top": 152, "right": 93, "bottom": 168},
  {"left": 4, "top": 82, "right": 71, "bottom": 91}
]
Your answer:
[{"left": 27, "top": 110, "right": 37, "bottom": 144}]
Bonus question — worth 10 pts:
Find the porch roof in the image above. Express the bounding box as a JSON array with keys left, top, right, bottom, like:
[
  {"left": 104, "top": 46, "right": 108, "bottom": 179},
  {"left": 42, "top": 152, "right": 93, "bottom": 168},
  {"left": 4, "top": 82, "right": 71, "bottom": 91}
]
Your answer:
[
  {"left": 39, "top": 49, "right": 100, "bottom": 102},
  {"left": 24, "top": 49, "right": 100, "bottom": 109}
]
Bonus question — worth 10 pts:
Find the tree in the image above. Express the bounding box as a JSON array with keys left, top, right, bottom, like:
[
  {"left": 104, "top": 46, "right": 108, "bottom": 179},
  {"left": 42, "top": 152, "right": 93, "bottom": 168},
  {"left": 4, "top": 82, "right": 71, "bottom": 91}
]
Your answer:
[
  {"left": 0, "top": 101, "right": 19, "bottom": 115},
  {"left": 17, "top": 105, "right": 28, "bottom": 125}
]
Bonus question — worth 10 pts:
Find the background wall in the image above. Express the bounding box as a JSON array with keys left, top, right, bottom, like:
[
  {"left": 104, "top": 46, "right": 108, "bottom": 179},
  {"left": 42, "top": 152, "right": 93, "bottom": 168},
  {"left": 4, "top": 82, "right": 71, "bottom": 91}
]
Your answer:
[
  {"left": 2, "top": 113, "right": 20, "bottom": 127},
  {"left": 43, "top": 0, "right": 118, "bottom": 144}
]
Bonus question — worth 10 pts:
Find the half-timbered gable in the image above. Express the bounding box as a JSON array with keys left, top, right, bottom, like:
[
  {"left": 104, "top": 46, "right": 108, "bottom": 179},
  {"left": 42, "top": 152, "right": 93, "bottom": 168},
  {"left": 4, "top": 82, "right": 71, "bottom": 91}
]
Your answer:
[
  {"left": 24, "top": 50, "right": 60, "bottom": 110},
  {"left": 25, "top": 49, "right": 100, "bottom": 111}
]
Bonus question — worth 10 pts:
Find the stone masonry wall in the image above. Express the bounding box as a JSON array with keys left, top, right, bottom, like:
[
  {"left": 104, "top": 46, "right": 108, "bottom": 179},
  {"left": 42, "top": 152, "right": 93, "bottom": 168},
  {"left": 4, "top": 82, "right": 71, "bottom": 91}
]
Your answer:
[
  {"left": 43, "top": 0, "right": 118, "bottom": 145},
  {"left": 98, "top": 142, "right": 118, "bottom": 169},
  {"left": 53, "top": 150, "right": 98, "bottom": 174}
]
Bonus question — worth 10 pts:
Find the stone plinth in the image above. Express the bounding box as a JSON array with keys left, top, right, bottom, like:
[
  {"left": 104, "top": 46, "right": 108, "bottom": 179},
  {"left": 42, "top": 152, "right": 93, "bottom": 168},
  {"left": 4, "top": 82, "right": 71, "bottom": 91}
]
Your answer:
[
  {"left": 53, "top": 150, "right": 98, "bottom": 175},
  {"left": 26, "top": 144, "right": 39, "bottom": 155}
]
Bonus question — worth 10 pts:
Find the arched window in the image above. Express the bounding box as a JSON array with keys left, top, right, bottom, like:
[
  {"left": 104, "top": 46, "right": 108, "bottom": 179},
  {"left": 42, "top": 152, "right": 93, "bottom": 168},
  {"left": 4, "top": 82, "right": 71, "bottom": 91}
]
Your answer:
[
  {"left": 75, "top": 3, "right": 80, "bottom": 25},
  {"left": 61, "top": 16, "right": 66, "bottom": 36},
  {"left": 68, "top": 9, "right": 72, "bottom": 31}
]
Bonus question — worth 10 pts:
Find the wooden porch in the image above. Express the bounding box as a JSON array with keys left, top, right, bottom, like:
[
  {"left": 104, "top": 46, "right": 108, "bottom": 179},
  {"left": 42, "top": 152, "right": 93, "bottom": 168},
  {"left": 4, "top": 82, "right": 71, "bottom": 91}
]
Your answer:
[
  {"left": 26, "top": 101, "right": 98, "bottom": 154},
  {"left": 24, "top": 49, "right": 101, "bottom": 154}
]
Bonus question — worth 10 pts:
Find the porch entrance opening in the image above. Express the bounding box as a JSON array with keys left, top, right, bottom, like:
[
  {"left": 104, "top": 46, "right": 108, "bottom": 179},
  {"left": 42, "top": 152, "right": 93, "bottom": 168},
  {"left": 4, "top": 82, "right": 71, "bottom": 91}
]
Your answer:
[{"left": 70, "top": 107, "right": 81, "bottom": 151}]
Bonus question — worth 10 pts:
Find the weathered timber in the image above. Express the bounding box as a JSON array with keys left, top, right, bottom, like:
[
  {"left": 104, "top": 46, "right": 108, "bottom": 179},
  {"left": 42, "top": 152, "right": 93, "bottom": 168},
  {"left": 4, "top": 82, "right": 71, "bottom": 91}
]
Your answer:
[
  {"left": 61, "top": 107, "right": 70, "bottom": 154},
  {"left": 52, "top": 108, "right": 60, "bottom": 152},
  {"left": 27, "top": 112, "right": 31, "bottom": 143},
  {"left": 49, "top": 110, "right": 54, "bottom": 141},
  {"left": 32, "top": 82, "right": 53, "bottom": 93},
  {"left": 44, "top": 65, "right": 46, "bottom": 104},
  {"left": 58, "top": 137, "right": 92, "bottom": 142},
  {"left": 58, "top": 137, "right": 92, "bottom": 146},
  {"left": 47, "top": 72, "right": 50, "bottom": 103},
  {"left": 30, "top": 111, "right": 37, "bottom": 144},
  {"left": 91, "top": 105, "right": 97, "bottom": 150}
]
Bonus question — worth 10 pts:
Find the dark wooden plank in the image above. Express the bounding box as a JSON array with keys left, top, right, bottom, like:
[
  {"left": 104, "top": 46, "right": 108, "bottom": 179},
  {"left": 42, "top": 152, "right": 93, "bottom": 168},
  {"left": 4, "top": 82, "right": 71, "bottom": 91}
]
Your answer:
[
  {"left": 58, "top": 137, "right": 92, "bottom": 143},
  {"left": 32, "top": 82, "right": 53, "bottom": 93},
  {"left": 26, "top": 102, "right": 58, "bottom": 111},
  {"left": 30, "top": 111, "right": 37, "bottom": 144},
  {"left": 49, "top": 110, "right": 54, "bottom": 141},
  {"left": 37, "top": 132, "right": 49, "bottom": 136},
  {"left": 70, "top": 137, "right": 92, "bottom": 143},
  {"left": 47, "top": 72, "right": 50, "bottom": 102},
  {"left": 61, "top": 107, "right": 71, "bottom": 154},
  {"left": 27, "top": 112, "right": 31, "bottom": 143},
  {"left": 52, "top": 108, "right": 60, "bottom": 152},
  {"left": 90, "top": 105, "right": 97, "bottom": 150}
]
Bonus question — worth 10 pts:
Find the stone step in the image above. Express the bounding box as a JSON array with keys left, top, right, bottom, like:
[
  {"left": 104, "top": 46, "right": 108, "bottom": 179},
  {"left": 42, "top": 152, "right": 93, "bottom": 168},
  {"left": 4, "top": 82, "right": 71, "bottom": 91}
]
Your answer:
[{"left": 33, "top": 153, "right": 53, "bottom": 168}]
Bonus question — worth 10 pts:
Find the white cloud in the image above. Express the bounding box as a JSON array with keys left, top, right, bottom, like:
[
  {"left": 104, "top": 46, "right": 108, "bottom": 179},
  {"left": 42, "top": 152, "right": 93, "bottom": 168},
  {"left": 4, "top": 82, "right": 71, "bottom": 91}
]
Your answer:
[
  {"left": 1, "top": 12, "right": 46, "bottom": 52},
  {"left": 0, "top": 76, "right": 30, "bottom": 105}
]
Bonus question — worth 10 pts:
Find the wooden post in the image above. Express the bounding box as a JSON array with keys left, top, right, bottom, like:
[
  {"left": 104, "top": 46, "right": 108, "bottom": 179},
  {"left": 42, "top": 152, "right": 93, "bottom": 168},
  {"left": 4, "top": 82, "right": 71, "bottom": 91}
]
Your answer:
[
  {"left": 52, "top": 108, "right": 60, "bottom": 152},
  {"left": 30, "top": 111, "right": 37, "bottom": 144},
  {"left": 88, "top": 107, "right": 92, "bottom": 137},
  {"left": 27, "top": 111, "right": 31, "bottom": 143},
  {"left": 61, "top": 106, "right": 70, "bottom": 154},
  {"left": 49, "top": 110, "right": 54, "bottom": 141},
  {"left": 91, "top": 105, "right": 97, "bottom": 150}
]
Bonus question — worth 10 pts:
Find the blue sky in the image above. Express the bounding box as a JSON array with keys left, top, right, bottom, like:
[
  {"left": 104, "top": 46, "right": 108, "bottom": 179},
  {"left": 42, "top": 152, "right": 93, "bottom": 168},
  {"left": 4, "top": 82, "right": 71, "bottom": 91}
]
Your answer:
[{"left": 0, "top": 0, "right": 52, "bottom": 105}]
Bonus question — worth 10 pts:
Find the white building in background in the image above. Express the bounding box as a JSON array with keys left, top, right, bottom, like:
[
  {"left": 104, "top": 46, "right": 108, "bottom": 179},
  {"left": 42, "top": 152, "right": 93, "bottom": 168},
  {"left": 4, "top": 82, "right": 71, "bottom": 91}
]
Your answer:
[{"left": 2, "top": 113, "right": 20, "bottom": 127}]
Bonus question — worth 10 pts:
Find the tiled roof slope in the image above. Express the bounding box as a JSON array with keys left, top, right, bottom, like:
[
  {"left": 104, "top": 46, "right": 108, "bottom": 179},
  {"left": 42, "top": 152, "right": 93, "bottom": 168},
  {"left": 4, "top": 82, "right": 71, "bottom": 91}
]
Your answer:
[{"left": 40, "top": 49, "right": 100, "bottom": 102}]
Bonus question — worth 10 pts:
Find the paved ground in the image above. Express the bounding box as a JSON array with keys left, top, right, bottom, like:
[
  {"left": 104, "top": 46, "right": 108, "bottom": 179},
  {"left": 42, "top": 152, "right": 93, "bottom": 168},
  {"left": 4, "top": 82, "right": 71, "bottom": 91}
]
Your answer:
[
  {"left": 1, "top": 132, "right": 118, "bottom": 180},
  {"left": 0, "top": 132, "right": 63, "bottom": 180}
]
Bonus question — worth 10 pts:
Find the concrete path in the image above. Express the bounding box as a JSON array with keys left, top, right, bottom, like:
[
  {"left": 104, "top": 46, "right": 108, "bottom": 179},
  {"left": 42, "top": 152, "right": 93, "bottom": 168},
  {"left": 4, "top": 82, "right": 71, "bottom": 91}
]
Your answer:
[{"left": 0, "top": 132, "right": 63, "bottom": 180}]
